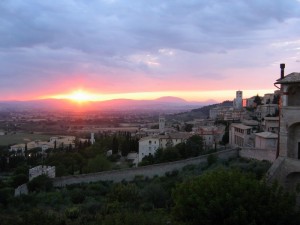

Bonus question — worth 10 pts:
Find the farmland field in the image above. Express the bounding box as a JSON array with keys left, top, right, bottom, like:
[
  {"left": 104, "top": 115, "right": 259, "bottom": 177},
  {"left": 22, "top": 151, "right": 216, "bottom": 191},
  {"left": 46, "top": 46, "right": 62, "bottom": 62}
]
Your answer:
[{"left": 0, "top": 132, "right": 52, "bottom": 146}]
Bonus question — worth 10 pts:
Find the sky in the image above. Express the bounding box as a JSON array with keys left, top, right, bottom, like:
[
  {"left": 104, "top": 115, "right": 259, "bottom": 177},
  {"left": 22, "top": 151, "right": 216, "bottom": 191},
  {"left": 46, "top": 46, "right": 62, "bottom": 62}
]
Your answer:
[{"left": 1, "top": 0, "right": 300, "bottom": 102}]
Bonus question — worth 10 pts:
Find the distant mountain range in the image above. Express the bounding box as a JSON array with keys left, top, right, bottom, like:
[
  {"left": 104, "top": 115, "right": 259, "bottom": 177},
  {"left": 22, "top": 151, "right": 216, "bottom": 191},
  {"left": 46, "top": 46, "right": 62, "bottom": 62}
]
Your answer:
[{"left": 0, "top": 96, "right": 218, "bottom": 112}]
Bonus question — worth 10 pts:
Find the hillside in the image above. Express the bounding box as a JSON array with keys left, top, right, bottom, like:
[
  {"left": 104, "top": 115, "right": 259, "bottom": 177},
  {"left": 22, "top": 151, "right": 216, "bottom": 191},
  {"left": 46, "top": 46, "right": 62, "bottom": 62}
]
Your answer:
[
  {"left": 191, "top": 100, "right": 234, "bottom": 116},
  {"left": 167, "top": 100, "right": 233, "bottom": 121}
]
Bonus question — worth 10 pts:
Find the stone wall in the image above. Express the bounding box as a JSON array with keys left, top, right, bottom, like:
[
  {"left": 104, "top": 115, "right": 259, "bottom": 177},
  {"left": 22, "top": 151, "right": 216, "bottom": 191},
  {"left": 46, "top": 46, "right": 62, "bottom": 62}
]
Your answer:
[
  {"left": 52, "top": 149, "right": 238, "bottom": 187},
  {"left": 239, "top": 148, "right": 277, "bottom": 162},
  {"left": 29, "top": 165, "right": 55, "bottom": 181},
  {"left": 14, "top": 183, "right": 28, "bottom": 196}
]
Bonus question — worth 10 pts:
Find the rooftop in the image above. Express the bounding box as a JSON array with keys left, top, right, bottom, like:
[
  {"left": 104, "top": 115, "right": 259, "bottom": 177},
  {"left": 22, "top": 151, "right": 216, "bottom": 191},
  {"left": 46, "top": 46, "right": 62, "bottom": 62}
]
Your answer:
[
  {"left": 255, "top": 132, "right": 278, "bottom": 139},
  {"left": 159, "top": 132, "right": 192, "bottom": 139},
  {"left": 231, "top": 123, "right": 252, "bottom": 130},
  {"left": 275, "top": 72, "right": 300, "bottom": 84},
  {"left": 264, "top": 117, "right": 279, "bottom": 121},
  {"left": 242, "top": 120, "right": 259, "bottom": 126}
]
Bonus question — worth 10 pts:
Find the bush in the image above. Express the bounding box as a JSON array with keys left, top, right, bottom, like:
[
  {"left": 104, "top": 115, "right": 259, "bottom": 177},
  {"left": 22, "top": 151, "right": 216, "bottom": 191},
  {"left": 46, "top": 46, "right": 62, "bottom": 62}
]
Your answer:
[
  {"left": 11, "top": 174, "right": 28, "bottom": 188},
  {"left": 27, "top": 175, "right": 53, "bottom": 193},
  {"left": 0, "top": 187, "right": 14, "bottom": 207},
  {"left": 70, "top": 188, "right": 86, "bottom": 204},
  {"left": 207, "top": 154, "right": 218, "bottom": 166},
  {"left": 172, "top": 169, "right": 299, "bottom": 225}
]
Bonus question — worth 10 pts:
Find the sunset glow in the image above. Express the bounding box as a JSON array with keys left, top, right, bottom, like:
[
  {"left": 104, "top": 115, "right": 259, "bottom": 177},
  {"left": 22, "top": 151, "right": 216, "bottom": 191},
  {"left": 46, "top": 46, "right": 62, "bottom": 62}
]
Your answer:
[
  {"left": 42, "top": 89, "right": 276, "bottom": 103},
  {"left": 50, "top": 90, "right": 101, "bottom": 103},
  {"left": 1, "top": 0, "right": 300, "bottom": 105}
]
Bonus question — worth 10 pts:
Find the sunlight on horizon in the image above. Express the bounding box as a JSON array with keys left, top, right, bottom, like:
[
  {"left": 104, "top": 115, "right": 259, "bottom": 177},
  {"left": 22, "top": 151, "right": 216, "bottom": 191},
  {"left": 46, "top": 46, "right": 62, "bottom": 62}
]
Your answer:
[
  {"left": 48, "top": 90, "right": 101, "bottom": 103},
  {"left": 41, "top": 88, "right": 277, "bottom": 103}
]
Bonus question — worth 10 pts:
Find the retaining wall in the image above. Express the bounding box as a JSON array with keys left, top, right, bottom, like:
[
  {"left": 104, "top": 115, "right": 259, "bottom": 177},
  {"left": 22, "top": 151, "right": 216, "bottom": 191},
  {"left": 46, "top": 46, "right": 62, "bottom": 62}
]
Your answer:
[
  {"left": 53, "top": 149, "right": 238, "bottom": 187},
  {"left": 239, "top": 148, "right": 276, "bottom": 162}
]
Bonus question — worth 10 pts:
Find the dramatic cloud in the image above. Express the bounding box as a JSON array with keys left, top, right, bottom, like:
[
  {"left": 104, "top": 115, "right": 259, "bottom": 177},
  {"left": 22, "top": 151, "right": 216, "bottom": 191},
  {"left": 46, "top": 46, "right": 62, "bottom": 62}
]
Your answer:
[{"left": 0, "top": 0, "right": 300, "bottom": 100}]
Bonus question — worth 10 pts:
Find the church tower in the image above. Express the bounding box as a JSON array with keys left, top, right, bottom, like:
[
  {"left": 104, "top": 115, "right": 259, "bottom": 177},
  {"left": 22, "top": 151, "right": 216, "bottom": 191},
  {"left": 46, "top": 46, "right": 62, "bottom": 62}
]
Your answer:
[
  {"left": 233, "top": 90, "right": 243, "bottom": 109},
  {"left": 159, "top": 116, "right": 165, "bottom": 134}
]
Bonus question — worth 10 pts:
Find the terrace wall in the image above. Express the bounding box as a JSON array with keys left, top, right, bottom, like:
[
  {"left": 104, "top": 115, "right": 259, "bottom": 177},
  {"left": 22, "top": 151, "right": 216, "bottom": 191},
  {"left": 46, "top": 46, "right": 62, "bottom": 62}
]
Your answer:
[{"left": 52, "top": 149, "right": 238, "bottom": 187}]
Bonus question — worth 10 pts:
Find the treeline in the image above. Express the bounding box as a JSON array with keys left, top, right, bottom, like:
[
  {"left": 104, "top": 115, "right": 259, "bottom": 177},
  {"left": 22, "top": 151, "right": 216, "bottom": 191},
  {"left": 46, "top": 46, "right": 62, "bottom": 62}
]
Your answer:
[
  {"left": 48, "top": 132, "right": 138, "bottom": 177},
  {"left": 1, "top": 157, "right": 299, "bottom": 225},
  {"left": 0, "top": 132, "right": 139, "bottom": 192}
]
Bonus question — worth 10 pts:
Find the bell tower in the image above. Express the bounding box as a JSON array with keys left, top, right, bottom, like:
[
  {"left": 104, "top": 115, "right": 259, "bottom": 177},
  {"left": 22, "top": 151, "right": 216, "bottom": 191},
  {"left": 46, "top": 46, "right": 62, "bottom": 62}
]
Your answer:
[{"left": 159, "top": 115, "right": 165, "bottom": 134}]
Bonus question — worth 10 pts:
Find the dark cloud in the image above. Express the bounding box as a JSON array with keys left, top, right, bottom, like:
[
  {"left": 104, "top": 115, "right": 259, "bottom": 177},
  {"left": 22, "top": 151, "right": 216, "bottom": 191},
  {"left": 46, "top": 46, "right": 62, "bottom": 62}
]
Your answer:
[{"left": 0, "top": 0, "right": 300, "bottom": 97}]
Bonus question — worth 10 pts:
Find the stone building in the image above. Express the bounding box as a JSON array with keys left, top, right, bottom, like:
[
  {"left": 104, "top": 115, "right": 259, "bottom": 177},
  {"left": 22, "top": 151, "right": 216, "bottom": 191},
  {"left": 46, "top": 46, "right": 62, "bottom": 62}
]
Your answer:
[
  {"left": 262, "top": 117, "right": 279, "bottom": 133},
  {"left": 195, "top": 126, "right": 224, "bottom": 148},
  {"left": 138, "top": 136, "right": 160, "bottom": 163},
  {"left": 262, "top": 93, "right": 275, "bottom": 104},
  {"left": 159, "top": 116, "right": 165, "bottom": 133},
  {"left": 138, "top": 132, "right": 191, "bottom": 163},
  {"left": 29, "top": 165, "right": 56, "bottom": 181},
  {"left": 209, "top": 106, "right": 244, "bottom": 121},
  {"left": 255, "top": 132, "right": 278, "bottom": 151},
  {"left": 256, "top": 104, "right": 278, "bottom": 120},
  {"left": 229, "top": 123, "right": 253, "bottom": 148},
  {"left": 233, "top": 90, "right": 243, "bottom": 109},
  {"left": 268, "top": 64, "right": 300, "bottom": 192},
  {"left": 275, "top": 71, "right": 300, "bottom": 159}
]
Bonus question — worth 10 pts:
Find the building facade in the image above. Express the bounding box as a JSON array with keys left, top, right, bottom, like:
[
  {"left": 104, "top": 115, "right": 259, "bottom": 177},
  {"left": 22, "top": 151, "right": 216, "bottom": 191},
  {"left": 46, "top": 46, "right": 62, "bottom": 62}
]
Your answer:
[
  {"left": 229, "top": 123, "right": 253, "bottom": 148},
  {"left": 275, "top": 71, "right": 300, "bottom": 158},
  {"left": 138, "top": 133, "right": 191, "bottom": 163},
  {"left": 255, "top": 132, "right": 278, "bottom": 150}
]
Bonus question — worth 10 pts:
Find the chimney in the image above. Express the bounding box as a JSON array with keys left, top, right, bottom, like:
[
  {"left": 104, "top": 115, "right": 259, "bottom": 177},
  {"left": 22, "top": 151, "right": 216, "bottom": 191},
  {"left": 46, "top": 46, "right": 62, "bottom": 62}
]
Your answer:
[{"left": 280, "top": 63, "right": 285, "bottom": 79}]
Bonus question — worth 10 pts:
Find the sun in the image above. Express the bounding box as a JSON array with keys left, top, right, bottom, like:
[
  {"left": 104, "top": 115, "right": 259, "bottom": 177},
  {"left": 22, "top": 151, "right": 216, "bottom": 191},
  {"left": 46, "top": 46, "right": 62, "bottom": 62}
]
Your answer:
[
  {"left": 67, "top": 90, "right": 97, "bottom": 103},
  {"left": 44, "top": 89, "right": 104, "bottom": 103}
]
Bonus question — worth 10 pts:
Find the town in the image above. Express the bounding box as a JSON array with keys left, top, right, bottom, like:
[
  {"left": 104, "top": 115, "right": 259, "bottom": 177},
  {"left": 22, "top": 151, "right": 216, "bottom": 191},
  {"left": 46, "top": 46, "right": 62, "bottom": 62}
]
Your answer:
[
  {"left": 1, "top": 64, "right": 300, "bottom": 224},
  {"left": 0, "top": 88, "right": 279, "bottom": 170},
  {"left": 0, "top": 64, "right": 296, "bottom": 192}
]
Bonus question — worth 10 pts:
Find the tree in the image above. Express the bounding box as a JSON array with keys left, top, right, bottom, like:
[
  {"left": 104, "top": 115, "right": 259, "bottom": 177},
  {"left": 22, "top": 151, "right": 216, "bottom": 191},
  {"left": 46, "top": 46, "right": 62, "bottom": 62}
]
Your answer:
[
  {"left": 253, "top": 94, "right": 262, "bottom": 106},
  {"left": 0, "top": 187, "right": 13, "bottom": 207},
  {"left": 85, "top": 155, "right": 111, "bottom": 173},
  {"left": 112, "top": 136, "right": 119, "bottom": 154},
  {"left": 27, "top": 175, "right": 53, "bottom": 193},
  {"left": 184, "top": 123, "right": 193, "bottom": 132},
  {"left": 185, "top": 135, "right": 204, "bottom": 157},
  {"left": 24, "top": 143, "right": 28, "bottom": 159},
  {"left": 11, "top": 174, "right": 28, "bottom": 188},
  {"left": 160, "top": 147, "right": 180, "bottom": 162},
  {"left": 107, "top": 183, "right": 141, "bottom": 210},
  {"left": 221, "top": 123, "right": 229, "bottom": 145},
  {"left": 172, "top": 169, "right": 299, "bottom": 225},
  {"left": 141, "top": 183, "right": 168, "bottom": 208}
]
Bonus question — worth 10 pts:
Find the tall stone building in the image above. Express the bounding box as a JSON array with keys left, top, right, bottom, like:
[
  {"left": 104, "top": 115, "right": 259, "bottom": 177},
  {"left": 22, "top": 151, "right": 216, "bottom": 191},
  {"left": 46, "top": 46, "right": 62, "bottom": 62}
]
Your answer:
[
  {"left": 159, "top": 115, "right": 165, "bottom": 133},
  {"left": 233, "top": 90, "right": 243, "bottom": 109},
  {"left": 268, "top": 64, "right": 300, "bottom": 192},
  {"left": 276, "top": 69, "right": 300, "bottom": 159}
]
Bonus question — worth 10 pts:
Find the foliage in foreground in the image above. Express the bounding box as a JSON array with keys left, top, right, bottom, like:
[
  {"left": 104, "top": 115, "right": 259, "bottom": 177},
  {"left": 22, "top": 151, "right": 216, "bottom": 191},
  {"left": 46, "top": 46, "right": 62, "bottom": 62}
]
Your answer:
[
  {"left": 172, "top": 169, "right": 299, "bottom": 225},
  {"left": 0, "top": 158, "right": 299, "bottom": 225}
]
